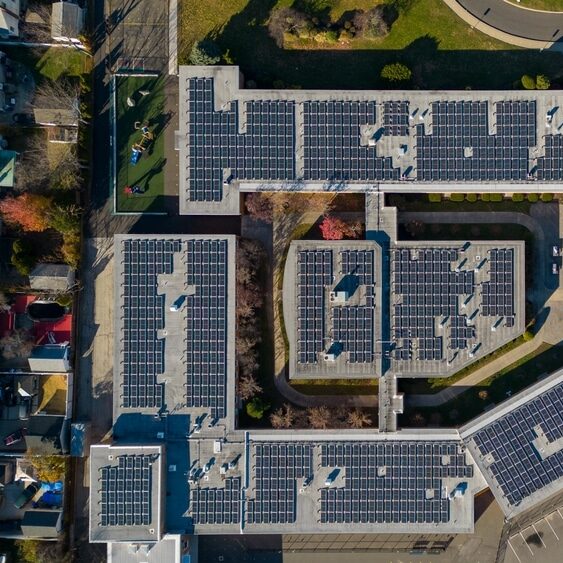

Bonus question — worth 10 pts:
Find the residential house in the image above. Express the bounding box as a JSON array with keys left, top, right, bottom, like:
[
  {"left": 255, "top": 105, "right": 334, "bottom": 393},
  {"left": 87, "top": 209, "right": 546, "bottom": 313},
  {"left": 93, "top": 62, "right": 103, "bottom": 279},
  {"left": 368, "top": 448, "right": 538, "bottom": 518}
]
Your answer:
[
  {"left": 28, "top": 344, "right": 70, "bottom": 373},
  {"left": 33, "top": 108, "right": 79, "bottom": 144},
  {"left": 29, "top": 263, "right": 75, "bottom": 292}
]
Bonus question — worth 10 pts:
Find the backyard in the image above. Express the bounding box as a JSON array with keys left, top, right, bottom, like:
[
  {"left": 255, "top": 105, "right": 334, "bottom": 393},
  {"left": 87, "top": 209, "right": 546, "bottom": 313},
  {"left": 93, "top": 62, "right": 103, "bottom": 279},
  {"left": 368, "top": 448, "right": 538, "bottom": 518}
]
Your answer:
[
  {"left": 114, "top": 74, "right": 166, "bottom": 213},
  {"left": 180, "top": 0, "right": 563, "bottom": 89}
]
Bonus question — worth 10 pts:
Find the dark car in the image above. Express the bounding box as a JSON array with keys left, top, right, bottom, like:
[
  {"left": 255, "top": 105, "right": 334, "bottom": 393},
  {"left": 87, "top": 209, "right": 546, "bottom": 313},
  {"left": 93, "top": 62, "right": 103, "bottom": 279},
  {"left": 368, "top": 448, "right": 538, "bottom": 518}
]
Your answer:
[
  {"left": 3, "top": 428, "right": 26, "bottom": 446},
  {"left": 14, "top": 482, "right": 40, "bottom": 509}
]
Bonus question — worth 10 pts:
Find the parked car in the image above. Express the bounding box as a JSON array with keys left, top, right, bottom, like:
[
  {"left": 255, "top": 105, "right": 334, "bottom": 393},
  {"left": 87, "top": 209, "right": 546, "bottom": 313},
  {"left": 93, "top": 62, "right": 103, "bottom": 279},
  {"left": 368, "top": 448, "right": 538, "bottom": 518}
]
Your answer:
[
  {"left": 553, "top": 245, "right": 560, "bottom": 257},
  {"left": 552, "top": 263, "right": 559, "bottom": 275},
  {"left": 14, "top": 482, "right": 39, "bottom": 509},
  {"left": 3, "top": 428, "right": 25, "bottom": 446}
]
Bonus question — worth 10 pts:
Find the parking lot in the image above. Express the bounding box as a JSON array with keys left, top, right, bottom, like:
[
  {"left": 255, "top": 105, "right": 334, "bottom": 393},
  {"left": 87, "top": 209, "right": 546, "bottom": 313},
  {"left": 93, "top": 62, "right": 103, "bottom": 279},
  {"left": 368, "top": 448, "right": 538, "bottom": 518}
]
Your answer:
[{"left": 505, "top": 508, "right": 563, "bottom": 563}]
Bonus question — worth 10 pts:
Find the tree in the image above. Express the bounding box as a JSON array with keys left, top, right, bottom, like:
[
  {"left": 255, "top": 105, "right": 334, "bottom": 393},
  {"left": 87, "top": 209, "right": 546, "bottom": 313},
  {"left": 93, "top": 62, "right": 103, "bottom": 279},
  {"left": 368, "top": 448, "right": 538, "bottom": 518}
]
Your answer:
[
  {"left": 347, "top": 409, "right": 372, "bottom": 429},
  {"left": 246, "top": 397, "right": 270, "bottom": 419},
  {"left": 449, "top": 193, "right": 465, "bottom": 202},
  {"left": 245, "top": 193, "right": 273, "bottom": 223},
  {"left": 61, "top": 233, "right": 81, "bottom": 268},
  {"left": 268, "top": 7, "right": 315, "bottom": 47},
  {"left": 466, "top": 193, "right": 478, "bottom": 203},
  {"left": 536, "top": 74, "right": 551, "bottom": 90},
  {"left": 527, "top": 193, "right": 539, "bottom": 202},
  {"left": 0, "top": 329, "right": 35, "bottom": 359},
  {"left": 404, "top": 219, "right": 424, "bottom": 237},
  {"left": 428, "top": 193, "right": 441, "bottom": 203},
  {"left": 380, "top": 62, "right": 412, "bottom": 82},
  {"left": 49, "top": 204, "right": 81, "bottom": 236},
  {"left": 0, "top": 193, "right": 51, "bottom": 231},
  {"left": 237, "top": 374, "right": 262, "bottom": 401},
  {"left": 307, "top": 406, "right": 331, "bottom": 429},
  {"left": 0, "top": 291, "right": 10, "bottom": 312},
  {"left": 270, "top": 403, "right": 295, "bottom": 429},
  {"left": 409, "top": 412, "right": 426, "bottom": 427},
  {"left": 21, "top": 3, "right": 52, "bottom": 42},
  {"left": 521, "top": 74, "right": 536, "bottom": 90},
  {"left": 188, "top": 40, "right": 221, "bottom": 65},
  {"left": 353, "top": 6, "right": 389, "bottom": 38},
  {"left": 478, "top": 390, "right": 489, "bottom": 401},
  {"left": 319, "top": 215, "right": 362, "bottom": 240},
  {"left": 25, "top": 453, "right": 66, "bottom": 482},
  {"left": 541, "top": 193, "right": 554, "bottom": 202},
  {"left": 512, "top": 193, "right": 524, "bottom": 202}
]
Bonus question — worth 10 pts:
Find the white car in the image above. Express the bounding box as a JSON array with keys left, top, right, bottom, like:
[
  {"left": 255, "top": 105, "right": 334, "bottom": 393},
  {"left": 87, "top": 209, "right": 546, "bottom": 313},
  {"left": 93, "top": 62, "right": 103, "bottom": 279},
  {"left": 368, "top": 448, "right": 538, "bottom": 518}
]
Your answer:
[
  {"left": 552, "top": 245, "right": 560, "bottom": 257},
  {"left": 552, "top": 263, "right": 559, "bottom": 275}
]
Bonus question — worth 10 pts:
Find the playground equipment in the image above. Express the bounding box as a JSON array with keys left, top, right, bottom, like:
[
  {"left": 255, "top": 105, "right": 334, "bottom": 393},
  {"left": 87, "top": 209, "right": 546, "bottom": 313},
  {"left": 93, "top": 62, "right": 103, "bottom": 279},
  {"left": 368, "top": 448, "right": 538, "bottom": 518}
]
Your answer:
[{"left": 129, "top": 124, "right": 154, "bottom": 165}]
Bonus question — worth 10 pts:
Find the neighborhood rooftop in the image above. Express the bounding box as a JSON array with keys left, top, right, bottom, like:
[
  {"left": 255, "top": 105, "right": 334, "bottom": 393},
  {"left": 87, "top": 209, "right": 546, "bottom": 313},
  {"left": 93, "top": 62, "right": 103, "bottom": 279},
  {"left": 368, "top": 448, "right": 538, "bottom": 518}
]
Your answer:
[{"left": 178, "top": 66, "right": 563, "bottom": 214}]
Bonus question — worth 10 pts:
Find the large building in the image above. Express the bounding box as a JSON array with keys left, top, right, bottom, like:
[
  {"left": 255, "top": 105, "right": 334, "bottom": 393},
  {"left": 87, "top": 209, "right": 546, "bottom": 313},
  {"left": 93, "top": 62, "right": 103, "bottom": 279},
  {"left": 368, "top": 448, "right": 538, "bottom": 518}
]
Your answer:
[{"left": 177, "top": 66, "right": 563, "bottom": 214}]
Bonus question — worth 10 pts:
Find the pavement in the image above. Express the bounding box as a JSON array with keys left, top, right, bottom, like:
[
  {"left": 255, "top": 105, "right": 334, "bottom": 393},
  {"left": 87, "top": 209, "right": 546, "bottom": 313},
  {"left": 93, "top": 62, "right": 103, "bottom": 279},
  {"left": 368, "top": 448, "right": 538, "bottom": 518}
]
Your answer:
[{"left": 444, "top": 0, "right": 563, "bottom": 48}]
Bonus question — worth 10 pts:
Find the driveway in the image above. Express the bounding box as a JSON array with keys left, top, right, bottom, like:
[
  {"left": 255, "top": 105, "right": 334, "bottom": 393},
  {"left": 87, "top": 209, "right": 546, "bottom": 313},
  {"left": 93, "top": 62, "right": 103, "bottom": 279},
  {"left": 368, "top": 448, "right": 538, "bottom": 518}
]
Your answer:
[{"left": 449, "top": 0, "right": 563, "bottom": 47}]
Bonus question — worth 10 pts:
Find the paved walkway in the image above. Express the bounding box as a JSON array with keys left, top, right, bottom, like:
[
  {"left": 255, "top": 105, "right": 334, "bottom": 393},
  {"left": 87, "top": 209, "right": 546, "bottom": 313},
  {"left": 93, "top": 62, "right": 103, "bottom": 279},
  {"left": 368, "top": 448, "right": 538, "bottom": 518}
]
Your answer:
[{"left": 443, "top": 0, "right": 563, "bottom": 49}]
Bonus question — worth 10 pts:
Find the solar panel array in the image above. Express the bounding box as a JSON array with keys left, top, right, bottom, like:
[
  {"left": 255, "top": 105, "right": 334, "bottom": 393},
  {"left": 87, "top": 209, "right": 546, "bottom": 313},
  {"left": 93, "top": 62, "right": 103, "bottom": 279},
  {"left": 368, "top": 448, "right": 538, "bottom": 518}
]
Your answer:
[
  {"left": 99, "top": 455, "right": 152, "bottom": 527},
  {"left": 537, "top": 135, "right": 563, "bottom": 181},
  {"left": 468, "top": 382, "right": 563, "bottom": 507},
  {"left": 383, "top": 101, "right": 410, "bottom": 136},
  {"left": 187, "top": 78, "right": 295, "bottom": 202},
  {"left": 416, "top": 101, "right": 535, "bottom": 181},
  {"left": 320, "top": 442, "right": 473, "bottom": 524},
  {"left": 332, "top": 250, "right": 375, "bottom": 363},
  {"left": 121, "top": 239, "right": 176, "bottom": 408},
  {"left": 297, "top": 250, "right": 333, "bottom": 364},
  {"left": 481, "top": 248, "right": 515, "bottom": 325},
  {"left": 302, "top": 101, "right": 399, "bottom": 181},
  {"left": 190, "top": 477, "right": 241, "bottom": 525},
  {"left": 185, "top": 239, "right": 228, "bottom": 420},
  {"left": 391, "top": 248, "right": 475, "bottom": 361},
  {"left": 246, "top": 442, "right": 314, "bottom": 525}
]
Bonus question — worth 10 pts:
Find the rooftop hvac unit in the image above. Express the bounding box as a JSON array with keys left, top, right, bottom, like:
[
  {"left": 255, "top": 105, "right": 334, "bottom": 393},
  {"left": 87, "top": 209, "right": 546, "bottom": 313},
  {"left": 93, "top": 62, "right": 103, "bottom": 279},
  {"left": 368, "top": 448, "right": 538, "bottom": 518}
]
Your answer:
[{"left": 324, "top": 353, "right": 336, "bottom": 362}]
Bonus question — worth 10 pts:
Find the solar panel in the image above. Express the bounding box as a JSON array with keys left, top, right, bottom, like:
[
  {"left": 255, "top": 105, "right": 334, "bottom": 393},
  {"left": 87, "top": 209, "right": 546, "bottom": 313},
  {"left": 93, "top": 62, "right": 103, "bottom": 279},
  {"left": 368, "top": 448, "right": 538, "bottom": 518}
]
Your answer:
[
  {"left": 99, "top": 455, "right": 152, "bottom": 527},
  {"left": 190, "top": 477, "right": 241, "bottom": 525}
]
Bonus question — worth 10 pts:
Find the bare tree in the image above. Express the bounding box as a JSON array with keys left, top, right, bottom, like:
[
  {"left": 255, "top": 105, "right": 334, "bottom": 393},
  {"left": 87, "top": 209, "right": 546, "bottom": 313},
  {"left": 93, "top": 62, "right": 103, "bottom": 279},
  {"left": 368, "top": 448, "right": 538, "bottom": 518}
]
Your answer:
[
  {"left": 307, "top": 406, "right": 331, "bottom": 429},
  {"left": 237, "top": 374, "right": 262, "bottom": 401},
  {"left": 34, "top": 79, "right": 81, "bottom": 116},
  {"left": 245, "top": 193, "right": 273, "bottom": 223},
  {"left": 0, "top": 329, "right": 35, "bottom": 360},
  {"left": 409, "top": 412, "right": 426, "bottom": 427},
  {"left": 21, "top": 2, "right": 52, "bottom": 43},
  {"left": 347, "top": 409, "right": 372, "bottom": 429},
  {"left": 270, "top": 403, "right": 295, "bottom": 429},
  {"left": 0, "top": 291, "right": 10, "bottom": 312}
]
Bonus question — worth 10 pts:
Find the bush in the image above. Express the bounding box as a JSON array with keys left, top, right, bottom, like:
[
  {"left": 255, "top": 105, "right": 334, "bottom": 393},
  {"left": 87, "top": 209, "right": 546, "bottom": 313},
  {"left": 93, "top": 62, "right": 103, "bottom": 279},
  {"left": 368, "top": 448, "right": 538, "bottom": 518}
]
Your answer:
[
  {"left": 246, "top": 397, "right": 270, "bottom": 419},
  {"left": 511, "top": 193, "right": 525, "bottom": 202},
  {"left": 527, "top": 193, "right": 539, "bottom": 202},
  {"left": 521, "top": 74, "right": 536, "bottom": 90},
  {"left": 49, "top": 205, "right": 81, "bottom": 236},
  {"left": 449, "top": 193, "right": 465, "bottom": 202},
  {"left": 353, "top": 6, "right": 390, "bottom": 38},
  {"left": 540, "top": 193, "right": 554, "bottom": 202},
  {"left": 490, "top": 193, "right": 503, "bottom": 202},
  {"left": 11, "top": 239, "right": 36, "bottom": 276},
  {"left": 380, "top": 62, "right": 412, "bottom": 82},
  {"left": 523, "top": 329, "right": 534, "bottom": 342},
  {"left": 188, "top": 40, "right": 221, "bottom": 65},
  {"left": 480, "top": 193, "right": 490, "bottom": 202},
  {"left": 466, "top": 193, "right": 478, "bottom": 202},
  {"left": 428, "top": 193, "right": 441, "bottom": 203},
  {"left": 61, "top": 234, "right": 80, "bottom": 268},
  {"left": 536, "top": 74, "right": 551, "bottom": 90}
]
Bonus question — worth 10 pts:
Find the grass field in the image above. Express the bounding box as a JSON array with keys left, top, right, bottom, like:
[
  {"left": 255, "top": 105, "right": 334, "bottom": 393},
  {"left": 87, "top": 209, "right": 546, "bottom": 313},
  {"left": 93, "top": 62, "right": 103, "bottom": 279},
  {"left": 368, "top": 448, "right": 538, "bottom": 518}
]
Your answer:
[
  {"left": 115, "top": 75, "right": 166, "bottom": 213},
  {"left": 179, "top": 0, "right": 563, "bottom": 89}
]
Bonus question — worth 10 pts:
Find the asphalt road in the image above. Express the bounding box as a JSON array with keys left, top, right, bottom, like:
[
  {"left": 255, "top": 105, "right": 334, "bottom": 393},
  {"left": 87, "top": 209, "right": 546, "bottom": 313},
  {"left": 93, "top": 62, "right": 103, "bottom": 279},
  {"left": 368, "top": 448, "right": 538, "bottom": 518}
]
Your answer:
[{"left": 457, "top": 0, "right": 563, "bottom": 42}]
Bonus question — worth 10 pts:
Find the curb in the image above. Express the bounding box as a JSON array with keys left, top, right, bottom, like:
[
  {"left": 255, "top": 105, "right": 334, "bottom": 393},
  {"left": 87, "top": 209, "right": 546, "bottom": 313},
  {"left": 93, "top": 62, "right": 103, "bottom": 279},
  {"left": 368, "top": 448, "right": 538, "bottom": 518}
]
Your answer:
[{"left": 503, "top": 0, "right": 563, "bottom": 15}]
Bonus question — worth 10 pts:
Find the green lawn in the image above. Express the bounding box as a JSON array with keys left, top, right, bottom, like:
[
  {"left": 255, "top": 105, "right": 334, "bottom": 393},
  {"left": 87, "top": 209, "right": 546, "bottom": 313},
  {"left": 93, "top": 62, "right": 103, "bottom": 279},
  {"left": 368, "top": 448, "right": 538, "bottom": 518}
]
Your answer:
[
  {"left": 179, "top": 0, "right": 563, "bottom": 89},
  {"left": 404, "top": 343, "right": 563, "bottom": 426},
  {"left": 507, "top": 0, "right": 563, "bottom": 11},
  {"left": 36, "top": 48, "right": 91, "bottom": 80},
  {"left": 115, "top": 75, "right": 166, "bottom": 213}
]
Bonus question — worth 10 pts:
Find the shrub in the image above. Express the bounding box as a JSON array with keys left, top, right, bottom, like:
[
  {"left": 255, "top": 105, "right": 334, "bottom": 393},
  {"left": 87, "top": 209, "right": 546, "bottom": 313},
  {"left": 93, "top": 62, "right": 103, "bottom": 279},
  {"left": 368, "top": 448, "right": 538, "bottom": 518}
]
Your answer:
[
  {"left": 61, "top": 234, "right": 80, "bottom": 268},
  {"left": 428, "top": 193, "right": 441, "bottom": 203},
  {"left": 466, "top": 193, "right": 478, "bottom": 202},
  {"left": 527, "top": 193, "right": 539, "bottom": 202},
  {"left": 480, "top": 193, "right": 490, "bottom": 202},
  {"left": 540, "top": 193, "right": 554, "bottom": 202},
  {"left": 188, "top": 40, "right": 221, "bottom": 65},
  {"left": 49, "top": 205, "right": 81, "bottom": 236},
  {"left": 11, "top": 239, "right": 36, "bottom": 276},
  {"left": 511, "top": 193, "right": 525, "bottom": 202},
  {"left": 246, "top": 397, "right": 270, "bottom": 419},
  {"left": 536, "top": 74, "right": 551, "bottom": 90},
  {"left": 490, "top": 193, "right": 503, "bottom": 202},
  {"left": 521, "top": 74, "right": 536, "bottom": 90},
  {"left": 523, "top": 329, "right": 534, "bottom": 342},
  {"left": 353, "top": 6, "right": 390, "bottom": 38},
  {"left": 380, "top": 62, "right": 412, "bottom": 82},
  {"left": 449, "top": 193, "right": 465, "bottom": 202}
]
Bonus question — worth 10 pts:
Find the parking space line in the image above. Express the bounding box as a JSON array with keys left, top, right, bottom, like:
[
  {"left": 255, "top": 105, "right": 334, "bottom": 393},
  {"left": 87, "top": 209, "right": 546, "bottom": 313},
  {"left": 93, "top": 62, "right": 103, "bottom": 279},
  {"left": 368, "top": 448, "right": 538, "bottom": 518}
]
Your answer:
[
  {"left": 508, "top": 540, "right": 522, "bottom": 563},
  {"left": 532, "top": 524, "right": 547, "bottom": 548},
  {"left": 520, "top": 532, "right": 534, "bottom": 555},
  {"left": 557, "top": 507, "right": 563, "bottom": 522},
  {"left": 545, "top": 516, "right": 559, "bottom": 540}
]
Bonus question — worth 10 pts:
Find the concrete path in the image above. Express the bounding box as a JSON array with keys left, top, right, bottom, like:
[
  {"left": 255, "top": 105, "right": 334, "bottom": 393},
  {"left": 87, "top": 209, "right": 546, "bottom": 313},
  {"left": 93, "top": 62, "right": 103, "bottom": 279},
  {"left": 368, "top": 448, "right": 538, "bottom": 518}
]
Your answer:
[{"left": 443, "top": 0, "right": 563, "bottom": 49}]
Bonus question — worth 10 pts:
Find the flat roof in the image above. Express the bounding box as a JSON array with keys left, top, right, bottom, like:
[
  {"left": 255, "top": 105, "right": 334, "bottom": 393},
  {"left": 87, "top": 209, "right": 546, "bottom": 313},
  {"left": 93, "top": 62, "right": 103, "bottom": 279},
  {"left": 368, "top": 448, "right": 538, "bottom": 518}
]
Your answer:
[
  {"left": 113, "top": 235, "right": 236, "bottom": 429},
  {"left": 460, "top": 368, "right": 563, "bottom": 518},
  {"left": 89, "top": 444, "right": 164, "bottom": 543},
  {"left": 178, "top": 66, "right": 563, "bottom": 215},
  {"left": 283, "top": 240, "right": 383, "bottom": 379}
]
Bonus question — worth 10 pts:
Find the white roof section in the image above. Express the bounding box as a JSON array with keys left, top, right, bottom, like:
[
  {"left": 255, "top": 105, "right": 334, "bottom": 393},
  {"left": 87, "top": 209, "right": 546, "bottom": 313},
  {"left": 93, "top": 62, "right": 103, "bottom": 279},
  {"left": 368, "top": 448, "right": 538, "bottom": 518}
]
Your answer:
[{"left": 51, "top": 1, "right": 84, "bottom": 41}]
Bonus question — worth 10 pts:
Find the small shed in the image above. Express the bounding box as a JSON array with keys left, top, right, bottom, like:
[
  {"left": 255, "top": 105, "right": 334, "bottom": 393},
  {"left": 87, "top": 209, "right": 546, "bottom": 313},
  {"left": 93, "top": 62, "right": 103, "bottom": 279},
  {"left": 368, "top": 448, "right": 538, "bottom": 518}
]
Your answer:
[
  {"left": 51, "top": 1, "right": 84, "bottom": 43},
  {"left": 29, "top": 264, "right": 75, "bottom": 292},
  {"left": 28, "top": 344, "right": 70, "bottom": 373},
  {"left": 21, "top": 510, "right": 63, "bottom": 538}
]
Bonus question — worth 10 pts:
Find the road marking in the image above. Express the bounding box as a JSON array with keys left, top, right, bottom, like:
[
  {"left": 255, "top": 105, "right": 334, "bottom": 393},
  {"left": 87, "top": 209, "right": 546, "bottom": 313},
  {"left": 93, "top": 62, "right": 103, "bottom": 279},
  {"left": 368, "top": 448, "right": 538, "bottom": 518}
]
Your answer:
[
  {"left": 545, "top": 516, "right": 559, "bottom": 540},
  {"left": 508, "top": 539, "right": 522, "bottom": 563},
  {"left": 532, "top": 524, "right": 547, "bottom": 548},
  {"left": 520, "top": 531, "right": 534, "bottom": 555}
]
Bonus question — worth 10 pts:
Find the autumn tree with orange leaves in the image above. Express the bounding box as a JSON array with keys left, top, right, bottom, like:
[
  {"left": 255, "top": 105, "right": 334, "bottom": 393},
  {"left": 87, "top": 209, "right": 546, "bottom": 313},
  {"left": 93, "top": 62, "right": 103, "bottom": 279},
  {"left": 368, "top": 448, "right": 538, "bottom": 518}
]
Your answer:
[{"left": 0, "top": 193, "right": 51, "bottom": 232}]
